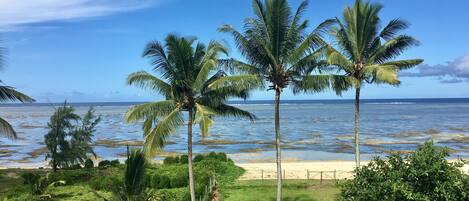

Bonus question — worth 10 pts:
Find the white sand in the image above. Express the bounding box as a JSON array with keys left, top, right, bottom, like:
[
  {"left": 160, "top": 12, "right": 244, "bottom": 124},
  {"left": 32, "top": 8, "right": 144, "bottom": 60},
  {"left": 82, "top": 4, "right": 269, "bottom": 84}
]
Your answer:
[{"left": 236, "top": 160, "right": 469, "bottom": 180}]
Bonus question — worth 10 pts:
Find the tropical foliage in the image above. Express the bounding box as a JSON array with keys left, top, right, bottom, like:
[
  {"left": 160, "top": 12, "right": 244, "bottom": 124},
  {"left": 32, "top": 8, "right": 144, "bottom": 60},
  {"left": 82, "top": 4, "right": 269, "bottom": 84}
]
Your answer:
[
  {"left": 324, "top": 0, "right": 423, "bottom": 167},
  {"left": 0, "top": 43, "right": 35, "bottom": 139},
  {"left": 341, "top": 141, "right": 469, "bottom": 201},
  {"left": 125, "top": 34, "right": 256, "bottom": 200},
  {"left": 114, "top": 149, "right": 147, "bottom": 201},
  {"left": 219, "top": 0, "right": 341, "bottom": 199},
  {"left": 44, "top": 103, "right": 101, "bottom": 171}
]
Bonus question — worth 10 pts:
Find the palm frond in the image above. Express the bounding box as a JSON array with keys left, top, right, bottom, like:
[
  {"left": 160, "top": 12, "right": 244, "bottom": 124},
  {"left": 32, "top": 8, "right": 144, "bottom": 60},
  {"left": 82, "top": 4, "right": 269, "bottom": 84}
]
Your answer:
[
  {"left": 382, "top": 59, "right": 423, "bottom": 70},
  {"left": 123, "top": 149, "right": 146, "bottom": 200},
  {"left": 212, "top": 104, "right": 256, "bottom": 121},
  {"left": 0, "top": 117, "right": 16, "bottom": 139},
  {"left": 0, "top": 85, "right": 35, "bottom": 103},
  {"left": 207, "top": 74, "right": 262, "bottom": 91},
  {"left": 143, "top": 107, "right": 183, "bottom": 156},
  {"left": 363, "top": 65, "right": 400, "bottom": 85},
  {"left": 127, "top": 71, "right": 172, "bottom": 98},
  {"left": 380, "top": 19, "right": 409, "bottom": 41},
  {"left": 194, "top": 103, "right": 217, "bottom": 136},
  {"left": 124, "top": 100, "right": 176, "bottom": 123},
  {"left": 218, "top": 59, "right": 261, "bottom": 75},
  {"left": 370, "top": 35, "right": 420, "bottom": 64}
]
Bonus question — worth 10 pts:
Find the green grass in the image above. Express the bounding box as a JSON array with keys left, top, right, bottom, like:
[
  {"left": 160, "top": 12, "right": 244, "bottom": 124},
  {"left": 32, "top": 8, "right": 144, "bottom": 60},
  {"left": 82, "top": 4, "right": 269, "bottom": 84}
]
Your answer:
[{"left": 222, "top": 179, "right": 340, "bottom": 201}]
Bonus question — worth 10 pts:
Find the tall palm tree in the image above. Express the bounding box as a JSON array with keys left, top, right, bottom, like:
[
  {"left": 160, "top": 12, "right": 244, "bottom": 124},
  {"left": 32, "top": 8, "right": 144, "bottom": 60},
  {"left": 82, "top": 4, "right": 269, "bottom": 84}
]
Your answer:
[
  {"left": 219, "top": 0, "right": 337, "bottom": 199},
  {"left": 0, "top": 42, "right": 34, "bottom": 139},
  {"left": 324, "top": 0, "right": 423, "bottom": 167},
  {"left": 125, "top": 34, "right": 256, "bottom": 201}
]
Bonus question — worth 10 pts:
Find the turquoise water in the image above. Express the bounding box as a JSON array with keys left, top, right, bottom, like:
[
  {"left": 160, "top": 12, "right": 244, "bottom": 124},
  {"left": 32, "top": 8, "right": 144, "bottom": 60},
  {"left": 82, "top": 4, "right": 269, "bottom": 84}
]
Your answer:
[{"left": 0, "top": 99, "right": 468, "bottom": 167}]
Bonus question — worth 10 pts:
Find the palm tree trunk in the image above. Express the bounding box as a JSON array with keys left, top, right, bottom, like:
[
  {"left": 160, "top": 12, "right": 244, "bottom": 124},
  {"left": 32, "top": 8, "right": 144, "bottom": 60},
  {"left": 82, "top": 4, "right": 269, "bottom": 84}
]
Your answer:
[
  {"left": 274, "top": 88, "right": 282, "bottom": 201},
  {"left": 188, "top": 109, "right": 196, "bottom": 201},
  {"left": 354, "top": 87, "right": 361, "bottom": 168}
]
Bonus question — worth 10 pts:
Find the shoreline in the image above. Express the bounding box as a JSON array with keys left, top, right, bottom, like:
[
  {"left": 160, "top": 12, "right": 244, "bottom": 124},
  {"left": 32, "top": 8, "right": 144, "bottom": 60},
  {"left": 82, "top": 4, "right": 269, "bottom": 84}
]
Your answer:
[{"left": 2, "top": 159, "right": 468, "bottom": 180}]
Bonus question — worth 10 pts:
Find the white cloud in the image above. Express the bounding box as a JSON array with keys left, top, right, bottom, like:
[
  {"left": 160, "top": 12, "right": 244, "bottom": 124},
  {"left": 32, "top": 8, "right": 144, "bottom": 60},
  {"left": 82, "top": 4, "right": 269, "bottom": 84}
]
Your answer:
[
  {"left": 0, "top": 0, "right": 159, "bottom": 31},
  {"left": 401, "top": 54, "right": 469, "bottom": 83}
]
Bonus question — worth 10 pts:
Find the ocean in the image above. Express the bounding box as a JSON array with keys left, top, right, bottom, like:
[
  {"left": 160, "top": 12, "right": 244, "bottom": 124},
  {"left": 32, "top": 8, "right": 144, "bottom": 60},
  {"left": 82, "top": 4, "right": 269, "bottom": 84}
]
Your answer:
[{"left": 0, "top": 98, "right": 468, "bottom": 167}]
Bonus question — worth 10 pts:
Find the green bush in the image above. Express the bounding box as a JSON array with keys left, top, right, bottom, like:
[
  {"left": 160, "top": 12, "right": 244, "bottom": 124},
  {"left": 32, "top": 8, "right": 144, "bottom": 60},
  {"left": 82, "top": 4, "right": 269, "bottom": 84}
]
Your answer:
[
  {"left": 163, "top": 156, "right": 179, "bottom": 165},
  {"left": 98, "top": 160, "right": 111, "bottom": 168},
  {"left": 88, "top": 174, "right": 121, "bottom": 191},
  {"left": 179, "top": 155, "right": 188, "bottom": 164},
  {"left": 49, "top": 169, "right": 94, "bottom": 185},
  {"left": 84, "top": 159, "right": 94, "bottom": 168},
  {"left": 193, "top": 154, "right": 204, "bottom": 162},
  {"left": 110, "top": 159, "right": 120, "bottom": 167},
  {"left": 341, "top": 141, "right": 469, "bottom": 201},
  {"left": 170, "top": 173, "right": 189, "bottom": 188},
  {"left": 147, "top": 188, "right": 189, "bottom": 201},
  {"left": 148, "top": 174, "right": 172, "bottom": 189}
]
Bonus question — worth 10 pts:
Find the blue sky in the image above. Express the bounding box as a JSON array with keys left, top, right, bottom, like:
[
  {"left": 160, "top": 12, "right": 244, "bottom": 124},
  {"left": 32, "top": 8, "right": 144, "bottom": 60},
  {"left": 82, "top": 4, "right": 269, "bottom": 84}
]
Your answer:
[{"left": 1, "top": 0, "right": 468, "bottom": 103}]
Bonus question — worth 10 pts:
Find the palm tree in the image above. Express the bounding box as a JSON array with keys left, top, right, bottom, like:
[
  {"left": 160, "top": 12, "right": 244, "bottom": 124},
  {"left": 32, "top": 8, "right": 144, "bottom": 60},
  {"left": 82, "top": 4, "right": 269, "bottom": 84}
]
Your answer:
[
  {"left": 118, "top": 148, "right": 146, "bottom": 201},
  {"left": 125, "top": 34, "right": 256, "bottom": 201},
  {"left": 324, "top": 0, "right": 423, "bottom": 167},
  {"left": 219, "top": 0, "right": 337, "bottom": 199},
  {"left": 0, "top": 42, "right": 34, "bottom": 139}
]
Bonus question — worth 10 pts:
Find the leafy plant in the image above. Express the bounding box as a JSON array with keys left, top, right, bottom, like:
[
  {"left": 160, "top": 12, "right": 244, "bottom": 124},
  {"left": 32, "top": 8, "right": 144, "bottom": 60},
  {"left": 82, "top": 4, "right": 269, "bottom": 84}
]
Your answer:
[
  {"left": 21, "top": 173, "right": 65, "bottom": 197},
  {"left": 341, "top": 141, "right": 469, "bottom": 201},
  {"left": 324, "top": 0, "right": 423, "bottom": 167},
  {"left": 0, "top": 43, "right": 35, "bottom": 139},
  {"left": 84, "top": 158, "right": 94, "bottom": 168},
  {"left": 114, "top": 149, "right": 147, "bottom": 201},
  {"left": 98, "top": 160, "right": 112, "bottom": 168},
  {"left": 219, "top": 0, "right": 340, "bottom": 199},
  {"left": 44, "top": 102, "right": 101, "bottom": 171},
  {"left": 125, "top": 34, "right": 256, "bottom": 201}
]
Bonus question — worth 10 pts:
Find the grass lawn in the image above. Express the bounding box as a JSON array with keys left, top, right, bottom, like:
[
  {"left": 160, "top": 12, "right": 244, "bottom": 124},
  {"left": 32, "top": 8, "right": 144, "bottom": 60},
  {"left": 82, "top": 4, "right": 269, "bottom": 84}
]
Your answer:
[{"left": 222, "top": 179, "right": 340, "bottom": 201}]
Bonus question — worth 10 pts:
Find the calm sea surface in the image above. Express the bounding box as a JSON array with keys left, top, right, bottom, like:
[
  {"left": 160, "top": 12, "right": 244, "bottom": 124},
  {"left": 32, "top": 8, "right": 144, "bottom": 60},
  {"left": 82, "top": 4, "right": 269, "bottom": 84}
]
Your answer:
[{"left": 1, "top": 99, "right": 468, "bottom": 166}]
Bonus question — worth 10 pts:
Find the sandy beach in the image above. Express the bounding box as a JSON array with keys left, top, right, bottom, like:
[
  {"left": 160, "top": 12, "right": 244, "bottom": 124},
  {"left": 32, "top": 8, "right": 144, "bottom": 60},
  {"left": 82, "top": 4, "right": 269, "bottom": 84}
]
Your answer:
[{"left": 236, "top": 160, "right": 469, "bottom": 180}]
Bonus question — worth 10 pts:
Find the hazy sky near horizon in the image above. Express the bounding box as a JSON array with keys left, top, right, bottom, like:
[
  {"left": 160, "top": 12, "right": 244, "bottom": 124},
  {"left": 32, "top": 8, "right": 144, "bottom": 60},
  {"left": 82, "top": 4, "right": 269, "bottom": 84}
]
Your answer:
[{"left": 1, "top": 0, "right": 468, "bottom": 102}]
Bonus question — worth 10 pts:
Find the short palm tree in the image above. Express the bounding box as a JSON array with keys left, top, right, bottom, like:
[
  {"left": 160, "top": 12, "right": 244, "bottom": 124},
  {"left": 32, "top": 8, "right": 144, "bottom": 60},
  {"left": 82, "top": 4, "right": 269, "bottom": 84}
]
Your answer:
[
  {"left": 324, "top": 0, "right": 423, "bottom": 167},
  {"left": 219, "top": 0, "right": 337, "bottom": 199},
  {"left": 125, "top": 34, "right": 256, "bottom": 201},
  {"left": 0, "top": 43, "right": 34, "bottom": 139}
]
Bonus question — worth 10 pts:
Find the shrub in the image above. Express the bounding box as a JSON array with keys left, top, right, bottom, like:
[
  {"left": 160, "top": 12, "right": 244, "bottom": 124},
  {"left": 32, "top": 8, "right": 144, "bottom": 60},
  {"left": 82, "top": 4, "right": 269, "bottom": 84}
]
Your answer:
[
  {"left": 89, "top": 175, "right": 121, "bottom": 191},
  {"left": 84, "top": 159, "right": 94, "bottom": 168},
  {"left": 170, "top": 173, "right": 188, "bottom": 188},
  {"left": 193, "top": 154, "right": 204, "bottom": 162},
  {"left": 148, "top": 174, "right": 172, "bottom": 189},
  {"left": 341, "top": 141, "right": 469, "bottom": 201},
  {"left": 49, "top": 169, "right": 94, "bottom": 185},
  {"left": 147, "top": 188, "right": 189, "bottom": 201},
  {"left": 110, "top": 159, "right": 120, "bottom": 167},
  {"left": 163, "top": 156, "right": 179, "bottom": 165},
  {"left": 98, "top": 160, "right": 111, "bottom": 168}
]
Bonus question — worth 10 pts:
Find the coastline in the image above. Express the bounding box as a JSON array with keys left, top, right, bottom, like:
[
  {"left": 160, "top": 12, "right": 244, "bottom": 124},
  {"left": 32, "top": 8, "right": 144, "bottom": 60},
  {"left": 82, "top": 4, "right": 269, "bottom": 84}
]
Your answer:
[{"left": 2, "top": 159, "right": 468, "bottom": 180}]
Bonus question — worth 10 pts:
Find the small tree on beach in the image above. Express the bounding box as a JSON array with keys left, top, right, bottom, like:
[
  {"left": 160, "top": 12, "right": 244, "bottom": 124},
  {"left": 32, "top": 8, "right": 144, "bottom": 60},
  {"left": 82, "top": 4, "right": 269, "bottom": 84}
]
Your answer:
[
  {"left": 44, "top": 102, "right": 101, "bottom": 171},
  {"left": 125, "top": 34, "right": 256, "bottom": 201},
  {"left": 219, "top": 0, "right": 339, "bottom": 199},
  {"left": 0, "top": 42, "right": 35, "bottom": 139},
  {"left": 324, "top": 0, "right": 423, "bottom": 167}
]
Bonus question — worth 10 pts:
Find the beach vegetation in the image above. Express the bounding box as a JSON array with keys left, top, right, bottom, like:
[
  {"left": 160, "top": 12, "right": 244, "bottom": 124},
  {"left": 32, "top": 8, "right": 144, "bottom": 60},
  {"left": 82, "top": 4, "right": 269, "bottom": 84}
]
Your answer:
[
  {"left": 125, "top": 34, "right": 255, "bottom": 200},
  {"left": 113, "top": 149, "right": 147, "bottom": 201},
  {"left": 0, "top": 152, "right": 243, "bottom": 201},
  {"left": 0, "top": 44, "right": 35, "bottom": 139},
  {"left": 44, "top": 103, "right": 101, "bottom": 171},
  {"left": 341, "top": 141, "right": 469, "bottom": 201},
  {"left": 219, "top": 0, "right": 344, "bottom": 199},
  {"left": 324, "top": 0, "right": 423, "bottom": 167}
]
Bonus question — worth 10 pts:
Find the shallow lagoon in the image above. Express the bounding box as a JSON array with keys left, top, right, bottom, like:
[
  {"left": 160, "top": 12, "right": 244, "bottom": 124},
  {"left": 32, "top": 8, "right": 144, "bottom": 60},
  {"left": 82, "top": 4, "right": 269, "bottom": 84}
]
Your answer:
[{"left": 1, "top": 99, "right": 468, "bottom": 167}]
